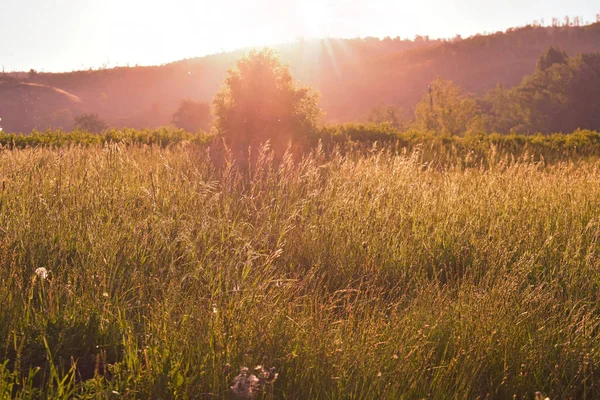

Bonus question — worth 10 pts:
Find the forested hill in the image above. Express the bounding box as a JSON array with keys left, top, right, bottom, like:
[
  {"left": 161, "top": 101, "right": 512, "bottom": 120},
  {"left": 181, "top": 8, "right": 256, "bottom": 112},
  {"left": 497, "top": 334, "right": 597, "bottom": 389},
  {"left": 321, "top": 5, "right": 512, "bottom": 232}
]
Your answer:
[{"left": 2, "top": 22, "right": 600, "bottom": 133}]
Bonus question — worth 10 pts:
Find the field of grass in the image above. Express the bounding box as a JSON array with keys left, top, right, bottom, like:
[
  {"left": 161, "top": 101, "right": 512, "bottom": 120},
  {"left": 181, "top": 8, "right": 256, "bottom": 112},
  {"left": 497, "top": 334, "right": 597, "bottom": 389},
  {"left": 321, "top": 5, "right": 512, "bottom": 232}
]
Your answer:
[{"left": 1, "top": 135, "right": 600, "bottom": 398}]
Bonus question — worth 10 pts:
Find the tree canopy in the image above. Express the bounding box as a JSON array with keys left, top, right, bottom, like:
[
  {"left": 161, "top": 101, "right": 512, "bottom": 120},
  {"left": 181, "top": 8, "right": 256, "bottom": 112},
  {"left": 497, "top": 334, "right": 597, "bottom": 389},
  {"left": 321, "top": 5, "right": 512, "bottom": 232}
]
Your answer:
[
  {"left": 367, "top": 105, "right": 408, "bottom": 130},
  {"left": 213, "top": 48, "right": 322, "bottom": 158},
  {"left": 413, "top": 78, "right": 481, "bottom": 135},
  {"left": 536, "top": 46, "right": 569, "bottom": 71},
  {"left": 171, "top": 99, "right": 212, "bottom": 132},
  {"left": 481, "top": 48, "right": 600, "bottom": 133}
]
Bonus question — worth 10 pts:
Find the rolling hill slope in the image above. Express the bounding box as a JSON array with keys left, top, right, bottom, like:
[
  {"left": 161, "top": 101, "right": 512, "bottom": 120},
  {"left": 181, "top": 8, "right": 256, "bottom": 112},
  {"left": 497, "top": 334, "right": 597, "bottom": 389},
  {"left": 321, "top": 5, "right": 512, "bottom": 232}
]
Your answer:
[{"left": 2, "top": 22, "right": 600, "bottom": 133}]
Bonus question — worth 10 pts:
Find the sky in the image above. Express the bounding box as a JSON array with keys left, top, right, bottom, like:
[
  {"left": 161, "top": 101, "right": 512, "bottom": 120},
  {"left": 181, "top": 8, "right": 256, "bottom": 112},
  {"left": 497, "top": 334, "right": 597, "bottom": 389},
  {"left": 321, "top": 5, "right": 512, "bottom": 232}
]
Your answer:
[{"left": 0, "top": 0, "right": 598, "bottom": 72}]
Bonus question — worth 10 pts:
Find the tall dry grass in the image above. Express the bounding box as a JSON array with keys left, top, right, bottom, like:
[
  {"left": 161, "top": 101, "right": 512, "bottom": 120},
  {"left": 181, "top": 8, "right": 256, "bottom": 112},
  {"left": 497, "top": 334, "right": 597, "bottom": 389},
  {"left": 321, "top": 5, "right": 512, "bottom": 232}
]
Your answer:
[{"left": 1, "top": 141, "right": 599, "bottom": 398}]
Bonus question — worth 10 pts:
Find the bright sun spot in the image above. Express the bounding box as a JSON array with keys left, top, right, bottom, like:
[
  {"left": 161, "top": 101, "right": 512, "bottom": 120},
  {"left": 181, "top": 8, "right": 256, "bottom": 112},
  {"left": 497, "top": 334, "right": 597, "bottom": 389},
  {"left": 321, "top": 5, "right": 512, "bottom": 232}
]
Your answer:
[{"left": 295, "top": 0, "right": 330, "bottom": 37}]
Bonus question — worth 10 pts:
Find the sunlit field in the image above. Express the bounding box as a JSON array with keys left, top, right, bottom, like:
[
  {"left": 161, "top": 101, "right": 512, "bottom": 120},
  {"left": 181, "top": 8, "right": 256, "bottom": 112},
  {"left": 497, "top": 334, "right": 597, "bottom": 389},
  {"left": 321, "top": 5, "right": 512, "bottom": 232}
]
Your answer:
[
  {"left": 1, "top": 135, "right": 600, "bottom": 398},
  {"left": 3, "top": 0, "right": 600, "bottom": 397}
]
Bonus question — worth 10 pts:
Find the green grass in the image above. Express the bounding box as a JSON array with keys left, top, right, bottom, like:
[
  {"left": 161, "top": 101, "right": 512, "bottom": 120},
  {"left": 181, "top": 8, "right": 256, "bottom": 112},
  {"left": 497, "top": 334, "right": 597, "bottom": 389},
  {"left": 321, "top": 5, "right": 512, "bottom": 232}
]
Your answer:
[{"left": 1, "top": 137, "right": 600, "bottom": 398}]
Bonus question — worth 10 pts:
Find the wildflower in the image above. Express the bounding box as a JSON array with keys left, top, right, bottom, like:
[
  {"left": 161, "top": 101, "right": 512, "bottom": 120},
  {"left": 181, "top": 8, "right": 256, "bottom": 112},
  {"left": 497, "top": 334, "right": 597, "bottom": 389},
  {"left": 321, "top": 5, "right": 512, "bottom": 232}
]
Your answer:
[
  {"left": 535, "top": 392, "right": 550, "bottom": 400},
  {"left": 212, "top": 304, "right": 218, "bottom": 314},
  {"left": 231, "top": 367, "right": 260, "bottom": 399},
  {"left": 255, "top": 365, "right": 278, "bottom": 384},
  {"left": 230, "top": 366, "right": 278, "bottom": 399},
  {"left": 102, "top": 292, "right": 109, "bottom": 298},
  {"left": 35, "top": 267, "right": 48, "bottom": 280}
]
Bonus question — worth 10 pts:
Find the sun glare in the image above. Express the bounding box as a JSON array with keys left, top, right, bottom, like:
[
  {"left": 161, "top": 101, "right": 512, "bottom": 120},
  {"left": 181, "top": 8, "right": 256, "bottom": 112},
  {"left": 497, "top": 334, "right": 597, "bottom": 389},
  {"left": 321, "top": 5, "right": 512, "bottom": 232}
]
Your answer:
[{"left": 295, "top": 0, "right": 331, "bottom": 37}]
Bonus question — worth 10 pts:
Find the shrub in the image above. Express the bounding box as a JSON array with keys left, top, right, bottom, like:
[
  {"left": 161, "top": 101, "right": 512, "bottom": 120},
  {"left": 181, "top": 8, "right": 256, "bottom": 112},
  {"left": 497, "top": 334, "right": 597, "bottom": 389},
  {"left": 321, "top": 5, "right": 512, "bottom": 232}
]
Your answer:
[{"left": 74, "top": 113, "right": 108, "bottom": 133}]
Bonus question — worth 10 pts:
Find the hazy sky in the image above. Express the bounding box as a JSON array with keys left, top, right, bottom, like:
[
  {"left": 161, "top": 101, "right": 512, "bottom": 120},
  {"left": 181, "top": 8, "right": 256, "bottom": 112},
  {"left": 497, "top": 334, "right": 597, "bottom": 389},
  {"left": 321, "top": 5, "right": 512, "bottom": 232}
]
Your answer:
[{"left": 1, "top": 0, "right": 598, "bottom": 72}]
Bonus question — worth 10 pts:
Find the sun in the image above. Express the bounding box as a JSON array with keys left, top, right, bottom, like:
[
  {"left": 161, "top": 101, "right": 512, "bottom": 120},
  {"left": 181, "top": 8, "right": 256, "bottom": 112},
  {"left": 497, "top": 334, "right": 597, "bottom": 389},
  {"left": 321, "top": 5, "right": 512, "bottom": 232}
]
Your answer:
[{"left": 295, "top": 0, "right": 331, "bottom": 37}]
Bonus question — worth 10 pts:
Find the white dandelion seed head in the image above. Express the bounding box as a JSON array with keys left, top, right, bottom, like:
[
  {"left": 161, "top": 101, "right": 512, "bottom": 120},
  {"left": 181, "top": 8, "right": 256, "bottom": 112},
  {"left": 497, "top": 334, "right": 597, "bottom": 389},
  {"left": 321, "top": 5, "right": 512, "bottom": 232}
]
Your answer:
[{"left": 35, "top": 267, "right": 48, "bottom": 280}]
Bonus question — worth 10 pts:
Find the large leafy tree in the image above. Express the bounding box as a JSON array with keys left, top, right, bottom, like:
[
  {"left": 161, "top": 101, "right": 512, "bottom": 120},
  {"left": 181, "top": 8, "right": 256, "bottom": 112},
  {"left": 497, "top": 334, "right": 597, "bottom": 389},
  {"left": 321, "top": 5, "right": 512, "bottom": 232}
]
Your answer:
[
  {"left": 171, "top": 99, "right": 212, "bottom": 132},
  {"left": 413, "top": 78, "right": 481, "bottom": 135},
  {"left": 503, "top": 49, "right": 600, "bottom": 133},
  {"left": 566, "top": 53, "right": 600, "bottom": 130},
  {"left": 213, "top": 48, "right": 322, "bottom": 158},
  {"left": 512, "top": 61, "right": 571, "bottom": 133},
  {"left": 479, "top": 84, "right": 521, "bottom": 133}
]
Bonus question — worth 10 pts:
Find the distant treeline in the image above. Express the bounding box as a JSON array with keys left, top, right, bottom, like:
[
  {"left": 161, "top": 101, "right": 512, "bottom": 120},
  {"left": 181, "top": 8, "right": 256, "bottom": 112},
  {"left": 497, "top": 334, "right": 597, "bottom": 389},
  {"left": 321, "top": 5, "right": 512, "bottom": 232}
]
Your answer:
[
  {"left": 480, "top": 48, "right": 600, "bottom": 133},
  {"left": 366, "top": 47, "right": 600, "bottom": 136}
]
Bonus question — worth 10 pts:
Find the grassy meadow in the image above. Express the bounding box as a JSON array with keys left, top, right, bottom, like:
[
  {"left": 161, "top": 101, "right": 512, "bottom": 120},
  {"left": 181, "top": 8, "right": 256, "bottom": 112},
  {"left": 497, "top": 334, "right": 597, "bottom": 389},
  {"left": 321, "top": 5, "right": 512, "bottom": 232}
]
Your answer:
[{"left": 1, "top": 133, "right": 600, "bottom": 398}]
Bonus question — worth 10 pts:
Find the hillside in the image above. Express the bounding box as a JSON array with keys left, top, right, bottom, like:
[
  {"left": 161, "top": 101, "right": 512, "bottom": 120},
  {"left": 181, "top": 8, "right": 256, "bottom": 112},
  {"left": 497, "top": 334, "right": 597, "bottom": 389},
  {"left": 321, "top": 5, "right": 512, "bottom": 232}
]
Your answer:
[
  {"left": 0, "top": 77, "right": 84, "bottom": 133},
  {"left": 2, "top": 22, "right": 600, "bottom": 133}
]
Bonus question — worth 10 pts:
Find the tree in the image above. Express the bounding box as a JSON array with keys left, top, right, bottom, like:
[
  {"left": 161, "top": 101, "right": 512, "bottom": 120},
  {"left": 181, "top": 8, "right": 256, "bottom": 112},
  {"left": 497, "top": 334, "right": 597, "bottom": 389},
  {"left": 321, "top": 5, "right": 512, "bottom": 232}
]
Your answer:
[
  {"left": 495, "top": 50, "right": 600, "bottom": 133},
  {"left": 367, "top": 105, "right": 408, "bottom": 130},
  {"left": 537, "top": 47, "right": 568, "bottom": 71},
  {"left": 74, "top": 113, "right": 108, "bottom": 133},
  {"left": 480, "top": 84, "right": 521, "bottom": 133},
  {"left": 511, "top": 64, "right": 570, "bottom": 133},
  {"left": 413, "top": 78, "right": 481, "bottom": 135},
  {"left": 171, "top": 99, "right": 212, "bottom": 132},
  {"left": 213, "top": 48, "right": 322, "bottom": 159},
  {"left": 567, "top": 53, "right": 600, "bottom": 130}
]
